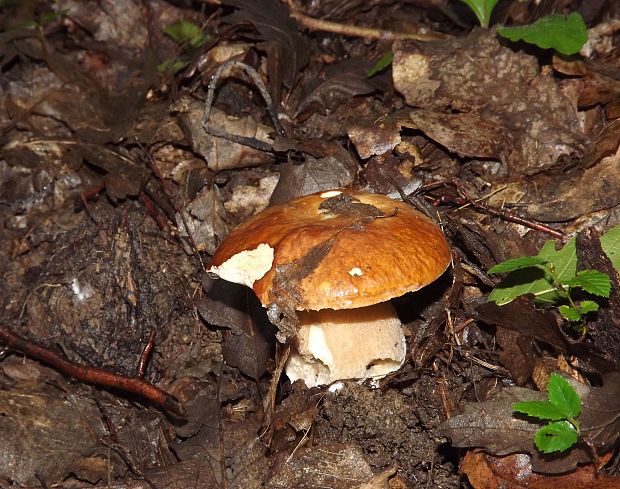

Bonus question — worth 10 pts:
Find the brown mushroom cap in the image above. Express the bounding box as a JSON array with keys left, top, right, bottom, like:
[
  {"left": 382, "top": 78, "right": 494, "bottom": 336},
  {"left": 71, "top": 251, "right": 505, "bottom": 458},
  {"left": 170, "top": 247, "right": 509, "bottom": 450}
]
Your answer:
[{"left": 209, "top": 189, "right": 451, "bottom": 311}]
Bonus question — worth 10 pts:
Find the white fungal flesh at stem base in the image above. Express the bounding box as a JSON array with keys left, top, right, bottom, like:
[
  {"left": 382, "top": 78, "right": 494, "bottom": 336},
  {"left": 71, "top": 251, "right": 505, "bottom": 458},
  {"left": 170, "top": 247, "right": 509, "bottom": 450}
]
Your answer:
[{"left": 285, "top": 301, "right": 406, "bottom": 388}]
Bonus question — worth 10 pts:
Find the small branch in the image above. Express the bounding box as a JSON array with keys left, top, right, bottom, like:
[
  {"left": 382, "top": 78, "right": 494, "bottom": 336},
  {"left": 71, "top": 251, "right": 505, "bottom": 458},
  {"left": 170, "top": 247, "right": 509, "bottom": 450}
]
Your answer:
[
  {"left": 425, "top": 179, "right": 565, "bottom": 240},
  {"left": 285, "top": 2, "right": 448, "bottom": 41},
  {"left": 0, "top": 324, "right": 185, "bottom": 418},
  {"left": 136, "top": 330, "right": 156, "bottom": 378},
  {"left": 203, "top": 60, "right": 285, "bottom": 152}
]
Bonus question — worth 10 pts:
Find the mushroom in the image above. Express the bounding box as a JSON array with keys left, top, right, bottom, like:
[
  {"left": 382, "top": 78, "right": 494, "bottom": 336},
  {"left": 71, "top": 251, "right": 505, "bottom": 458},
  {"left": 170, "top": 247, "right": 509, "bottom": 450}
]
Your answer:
[{"left": 208, "top": 189, "right": 451, "bottom": 387}]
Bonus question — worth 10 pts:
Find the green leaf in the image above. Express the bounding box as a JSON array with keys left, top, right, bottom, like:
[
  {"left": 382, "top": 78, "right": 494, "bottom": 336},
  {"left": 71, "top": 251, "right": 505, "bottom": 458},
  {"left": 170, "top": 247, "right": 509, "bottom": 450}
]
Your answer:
[
  {"left": 547, "top": 373, "right": 580, "bottom": 418},
  {"left": 512, "top": 400, "right": 568, "bottom": 421},
  {"left": 164, "top": 20, "right": 207, "bottom": 48},
  {"left": 558, "top": 304, "right": 582, "bottom": 321},
  {"left": 366, "top": 52, "right": 393, "bottom": 78},
  {"left": 459, "top": 0, "right": 499, "bottom": 28},
  {"left": 157, "top": 58, "right": 189, "bottom": 75},
  {"left": 488, "top": 239, "right": 576, "bottom": 305},
  {"left": 559, "top": 301, "right": 599, "bottom": 321},
  {"left": 578, "top": 300, "right": 600, "bottom": 315},
  {"left": 601, "top": 223, "right": 620, "bottom": 274},
  {"left": 496, "top": 13, "right": 588, "bottom": 56},
  {"left": 488, "top": 256, "right": 547, "bottom": 274},
  {"left": 534, "top": 421, "right": 578, "bottom": 453},
  {"left": 563, "top": 270, "right": 611, "bottom": 297}
]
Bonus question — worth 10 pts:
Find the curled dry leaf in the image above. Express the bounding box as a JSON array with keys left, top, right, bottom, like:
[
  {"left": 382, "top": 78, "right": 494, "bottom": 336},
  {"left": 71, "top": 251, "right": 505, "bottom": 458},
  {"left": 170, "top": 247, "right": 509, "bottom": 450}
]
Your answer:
[
  {"left": 199, "top": 277, "right": 275, "bottom": 379},
  {"left": 222, "top": 0, "right": 309, "bottom": 91},
  {"left": 460, "top": 450, "right": 615, "bottom": 489},
  {"left": 175, "top": 186, "right": 228, "bottom": 255},
  {"left": 294, "top": 58, "right": 378, "bottom": 119},
  {"left": 347, "top": 110, "right": 416, "bottom": 160}
]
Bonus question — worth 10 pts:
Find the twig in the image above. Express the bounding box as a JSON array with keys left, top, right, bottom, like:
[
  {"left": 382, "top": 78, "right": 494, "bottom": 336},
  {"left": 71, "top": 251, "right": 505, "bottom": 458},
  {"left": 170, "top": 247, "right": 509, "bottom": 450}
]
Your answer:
[
  {"left": 203, "top": 60, "right": 285, "bottom": 152},
  {"left": 284, "top": 2, "right": 448, "bottom": 41},
  {"left": 0, "top": 324, "right": 185, "bottom": 418},
  {"left": 425, "top": 179, "right": 565, "bottom": 240},
  {"left": 95, "top": 398, "right": 160, "bottom": 489},
  {"left": 141, "top": 144, "right": 206, "bottom": 271},
  {"left": 136, "top": 330, "right": 156, "bottom": 378}
]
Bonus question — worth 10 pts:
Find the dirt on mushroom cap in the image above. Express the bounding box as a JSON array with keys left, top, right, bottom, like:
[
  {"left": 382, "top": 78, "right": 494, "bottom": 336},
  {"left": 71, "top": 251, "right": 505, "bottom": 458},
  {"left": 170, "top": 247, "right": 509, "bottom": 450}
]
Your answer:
[{"left": 209, "top": 189, "right": 451, "bottom": 311}]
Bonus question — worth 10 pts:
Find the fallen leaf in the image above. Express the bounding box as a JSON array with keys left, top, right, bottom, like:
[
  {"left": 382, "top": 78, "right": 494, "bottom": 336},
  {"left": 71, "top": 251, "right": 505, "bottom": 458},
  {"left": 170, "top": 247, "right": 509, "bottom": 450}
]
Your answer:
[
  {"left": 460, "top": 450, "right": 617, "bottom": 489},
  {"left": 223, "top": 0, "right": 309, "bottom": 92},
  {"left": 175, "top": 98, "right": 275, "bottom": 171},
  {"left": 266, "top": 443, "right": 374, "bottom": 488},
  {"left": 199, "top": 276, "right": 275, "bottom": 380},
  {"left": 440, "top": 385, "right": 592, "bottom": 473},
  {"left": 524, "top": 154, "right": 620, "bottom": 222},
  {"left": 294, "top": 57, "right": 377, "bottom": 119},
  {"left": 347, "top": 110, "right": 416, "bottom": 159},
  {"left": 393, "top": 29, "right": 585, "bottom": 175},
  {"left": 270, "top": 154, "right": 357, "bottom": 205}
]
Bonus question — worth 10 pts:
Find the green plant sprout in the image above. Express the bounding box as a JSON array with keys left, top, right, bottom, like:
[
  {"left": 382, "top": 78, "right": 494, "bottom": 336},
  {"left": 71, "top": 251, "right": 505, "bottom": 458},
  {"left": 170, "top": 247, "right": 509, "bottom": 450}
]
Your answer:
[
  {"left": 459, "top": 0, "right": 588, "bottom": 55},
  {"left": 366, "top": 52, "right": 394, "bottom": 78},
  {"left": 488, "top": 223, "right": 620, "bottom": 332},
  {"left": 513, "top": 373, "right": 581, "bottom": 453},
  {"left": 460, "top": 0, "right": 498, "bottom": 29},
  {"left": 158, "top": 20, "right": 210, "bottom": 75}
]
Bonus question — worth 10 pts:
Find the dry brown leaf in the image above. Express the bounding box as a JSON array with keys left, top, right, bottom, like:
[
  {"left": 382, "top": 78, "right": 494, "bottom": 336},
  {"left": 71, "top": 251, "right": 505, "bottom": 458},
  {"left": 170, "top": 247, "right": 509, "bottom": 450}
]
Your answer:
[
  {"left": 175, "top": 98, "right": 274, "bottom": 171},
  {"left": 461, "top": 450, "right": 617, "bottom": 489},
  {"left": 393, "top": 29, "right": 585, "bottom": 175}
]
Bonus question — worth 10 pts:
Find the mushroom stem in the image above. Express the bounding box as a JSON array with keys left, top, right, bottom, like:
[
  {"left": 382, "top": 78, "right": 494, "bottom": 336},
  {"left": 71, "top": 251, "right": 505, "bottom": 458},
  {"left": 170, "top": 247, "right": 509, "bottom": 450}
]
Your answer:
[{"left": 285, "top": 301, "right": 406, "bottom": 387}]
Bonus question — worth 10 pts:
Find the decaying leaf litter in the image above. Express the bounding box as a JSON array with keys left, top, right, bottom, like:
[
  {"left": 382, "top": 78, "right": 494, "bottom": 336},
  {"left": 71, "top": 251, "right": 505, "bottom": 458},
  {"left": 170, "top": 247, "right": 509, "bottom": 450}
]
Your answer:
[{"left": 1, "top": 0, "right": 620, "bottom": 487}]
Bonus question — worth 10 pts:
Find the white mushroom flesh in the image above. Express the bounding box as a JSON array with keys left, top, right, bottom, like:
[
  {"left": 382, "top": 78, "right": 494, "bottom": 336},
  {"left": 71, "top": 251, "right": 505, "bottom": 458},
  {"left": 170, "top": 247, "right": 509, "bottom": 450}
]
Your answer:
[
  {"left": 208, "top": 243, "right": 274, "bottom": 288},
  {"left": 285, "top": 301, "right": 406, "bottom": 388}
]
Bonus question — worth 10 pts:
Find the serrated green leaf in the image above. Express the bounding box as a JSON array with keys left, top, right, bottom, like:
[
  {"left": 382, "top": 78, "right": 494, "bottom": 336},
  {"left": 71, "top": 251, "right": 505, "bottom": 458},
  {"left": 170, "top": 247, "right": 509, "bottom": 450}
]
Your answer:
[
  {"left": 496, "top": 13, "right": 587, "bottom": 56},
  {"left": 488, "top": 256, "right": 547, "bottom": 274},
  {"left": 512, "top": 400, "right": 568, "bottom": 421},
  {"left": 534, "top": 421, "right": 578, "bottom": 453},
  {"left": 559, "top": 304, "right": 582, "bottom": 321},
  {"left": 460, "top": 0, "right": 499, "bottom": 28},
  {"left": 488, "top": 239, "right": 576, "bottom": 305},
  {"left": 578, "top": 300, "right": 599, "bottom": 314},
  {"left": 601, "top": 223, "right": 620, "bottom": 275},
  {"left": 547, "top": 373, "right": 580, "bottom": 418},
  {"left": 366, "top": 52, "right": 393, "bottom": 78},
  {"left": 563, "top": 270, "right": 611, "bottom": 297},
  {"left": 559, "top": 300, "right": 599, "bottom": 321}
]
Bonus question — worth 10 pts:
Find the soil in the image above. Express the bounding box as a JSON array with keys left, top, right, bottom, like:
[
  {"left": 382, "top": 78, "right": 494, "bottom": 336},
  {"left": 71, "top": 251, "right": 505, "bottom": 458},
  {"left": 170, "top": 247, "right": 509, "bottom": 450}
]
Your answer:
[{"left": 1, "top": 1, "right": 620, "bottom": 488}]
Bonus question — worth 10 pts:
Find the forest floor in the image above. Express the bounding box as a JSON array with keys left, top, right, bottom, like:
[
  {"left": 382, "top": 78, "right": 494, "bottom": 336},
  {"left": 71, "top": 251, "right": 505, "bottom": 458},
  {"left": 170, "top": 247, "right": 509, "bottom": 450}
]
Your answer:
[{"left": 1, "top": 1, "right": 620, "bottom": 488}]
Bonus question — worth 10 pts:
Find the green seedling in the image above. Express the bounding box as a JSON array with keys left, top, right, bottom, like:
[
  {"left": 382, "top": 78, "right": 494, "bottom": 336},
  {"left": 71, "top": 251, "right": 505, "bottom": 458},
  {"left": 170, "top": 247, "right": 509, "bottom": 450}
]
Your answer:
[
  {"left": 459, "top": 0, "right": 587, "bottom": 55},
  {"left": 513, "top": 373, "right": 581, "bottom": 453},
  {"left": 366, "top": 52, "right": 394, "bottom": 78},
  {"left": 158, "top": 20, "right": 210, "bottom": 75},
  {"left": 488, "top": 224, "right": 620, "bottom": 331},
  {"left": 459, "top": 0, "right": 498, "bottom": 29}
]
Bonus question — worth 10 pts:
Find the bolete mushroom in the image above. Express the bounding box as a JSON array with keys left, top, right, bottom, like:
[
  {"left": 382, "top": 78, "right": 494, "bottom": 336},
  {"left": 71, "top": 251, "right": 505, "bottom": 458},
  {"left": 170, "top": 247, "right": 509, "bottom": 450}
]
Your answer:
[{"left": 208, "top": 189, "right": 451, "bottom": 387}]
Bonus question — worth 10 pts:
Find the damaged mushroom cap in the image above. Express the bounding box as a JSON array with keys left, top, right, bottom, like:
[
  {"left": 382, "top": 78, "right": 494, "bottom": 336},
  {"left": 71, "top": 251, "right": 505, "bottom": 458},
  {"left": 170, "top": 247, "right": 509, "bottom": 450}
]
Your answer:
[
  {"left": 209, "top": 189, "right": 451, "bottom": 388},
  {"left": 209, "top": 189, "right": 451, "bottom": 312}
]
